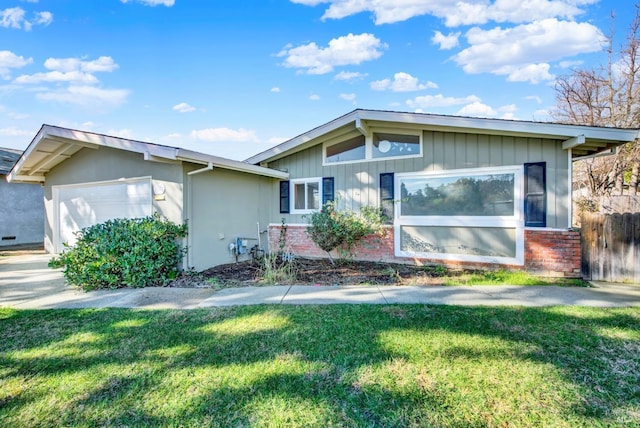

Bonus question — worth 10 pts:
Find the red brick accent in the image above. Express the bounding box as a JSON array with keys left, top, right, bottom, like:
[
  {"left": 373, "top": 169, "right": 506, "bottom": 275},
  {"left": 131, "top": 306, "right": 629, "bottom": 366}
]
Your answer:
[
  {"left": 524, "top": 229, "right": 581, "bottom": 278},
  {"left": 269, "top": 225, "right": 582, "bottom": 277}
]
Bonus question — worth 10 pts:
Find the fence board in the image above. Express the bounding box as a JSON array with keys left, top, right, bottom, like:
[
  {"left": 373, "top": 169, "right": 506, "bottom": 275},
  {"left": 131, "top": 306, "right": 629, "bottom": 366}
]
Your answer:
[{"left": 581, "top": 212, "right": 640, "bottom": 282}]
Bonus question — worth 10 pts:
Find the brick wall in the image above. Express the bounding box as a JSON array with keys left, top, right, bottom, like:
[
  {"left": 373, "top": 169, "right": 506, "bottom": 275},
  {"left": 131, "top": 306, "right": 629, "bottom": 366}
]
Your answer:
[
  {"left": 524, "top": 229, "right": 581, "bottom": 277},
  {"left": 269, "top": 224, "right": 582, "bottom": 277}
]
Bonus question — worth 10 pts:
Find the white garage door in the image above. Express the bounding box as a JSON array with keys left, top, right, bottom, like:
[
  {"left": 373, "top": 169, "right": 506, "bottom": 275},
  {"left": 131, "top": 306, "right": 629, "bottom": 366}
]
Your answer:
[{"left": 54, "top": 177, "right": 152, "bottom": 252}]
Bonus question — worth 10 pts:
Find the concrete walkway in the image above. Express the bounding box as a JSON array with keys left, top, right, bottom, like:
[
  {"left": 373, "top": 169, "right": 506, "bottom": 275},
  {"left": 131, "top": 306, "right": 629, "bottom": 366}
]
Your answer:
[{"left": 1, "top": 251, "right": 639, "bottom": 309}]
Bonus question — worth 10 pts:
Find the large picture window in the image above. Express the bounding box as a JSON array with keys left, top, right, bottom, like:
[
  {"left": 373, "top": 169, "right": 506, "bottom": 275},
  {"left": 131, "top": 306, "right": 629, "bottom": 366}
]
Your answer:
[
  {"left": 395, "top": 166, "right": 524, "bottom": 265},
  {"left": 400, "top": 173, "right": 515, "bottom": 217}
]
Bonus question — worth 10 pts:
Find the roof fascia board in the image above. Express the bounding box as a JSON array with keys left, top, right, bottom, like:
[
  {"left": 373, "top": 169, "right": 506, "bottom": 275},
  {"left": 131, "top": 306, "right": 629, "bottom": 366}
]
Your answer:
[
  {"left": 246, "top": 109, "right": 640, "bottom": 164},
  {"left": 7, "top": 174, "right": 45, "bottom": 183},
  {"left": 245, "top": 111, "right": 359, "bottom": 164},
  {"left": 177, "top": 149, "right": 289, "bottom": 179},
  {"left": 44, "top": 125, "right": 180, "bottom": 161},
  {"left": 357, "top": 110, "right": 640, "bottom": 142}
]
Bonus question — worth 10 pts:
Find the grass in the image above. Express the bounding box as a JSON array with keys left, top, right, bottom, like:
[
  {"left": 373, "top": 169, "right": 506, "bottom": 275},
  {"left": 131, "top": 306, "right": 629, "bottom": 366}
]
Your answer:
[
  {"left": 444, "top": 269, "right": 590, "bottom": 287},
  {"left": 1, "top": 306, "right": 639, "bottom": 427}
]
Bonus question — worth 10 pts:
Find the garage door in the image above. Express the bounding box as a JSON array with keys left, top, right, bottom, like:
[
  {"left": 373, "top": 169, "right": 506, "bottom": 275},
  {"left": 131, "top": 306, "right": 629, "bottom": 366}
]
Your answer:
[{"left": 54, "top": 177, "right": 152, "bottom": 252}]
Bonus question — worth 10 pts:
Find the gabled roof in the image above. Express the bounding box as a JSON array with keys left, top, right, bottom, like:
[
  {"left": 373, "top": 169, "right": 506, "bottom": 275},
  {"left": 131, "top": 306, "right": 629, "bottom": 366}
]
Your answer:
[
  {"left": 7, "top": 125, "right": 288, "bottom": 183},
  {"left": 245, "top": 109, "right": 640, "bottom": 164},
  {"left": 0, "top": 147, "right": 22, "bottom": 175}
]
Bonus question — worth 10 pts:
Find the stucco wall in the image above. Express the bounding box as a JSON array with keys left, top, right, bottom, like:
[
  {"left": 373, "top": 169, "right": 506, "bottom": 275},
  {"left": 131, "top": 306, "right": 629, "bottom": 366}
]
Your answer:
[
  {"left": 0, "top": 177, "right": 44, "bottom": 247},
  {"left": 43, "top": 146, "right": 184, "bottom": 253},
  {"left": 187, "top": 166, "right": 275, "bottom": 271}
]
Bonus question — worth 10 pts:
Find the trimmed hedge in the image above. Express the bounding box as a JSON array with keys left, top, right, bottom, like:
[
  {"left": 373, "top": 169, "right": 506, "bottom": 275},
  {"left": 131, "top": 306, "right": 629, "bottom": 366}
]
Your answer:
[{"left": 49, "top": 214, "right": 188, "bottom": 290}]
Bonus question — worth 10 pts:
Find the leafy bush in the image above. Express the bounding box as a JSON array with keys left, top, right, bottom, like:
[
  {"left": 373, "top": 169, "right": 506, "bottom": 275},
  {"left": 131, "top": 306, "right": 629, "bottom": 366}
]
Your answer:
[
  {"left": 49, "top": 214, "right": 188, "bottom": 290},
  {"left": 306, "top": 201, "right": 386, "bottom": 263}
]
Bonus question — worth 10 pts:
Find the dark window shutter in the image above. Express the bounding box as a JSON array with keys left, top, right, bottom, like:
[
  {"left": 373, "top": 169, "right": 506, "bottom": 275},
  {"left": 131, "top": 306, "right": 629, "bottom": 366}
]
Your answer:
[
  {"left": 380, "top": 172, "right": 394, "bottom": 223},
  {"left": 279, "top": 181, "right": 290, "bottom": 214},
  {"left": 524, "top": 162, "right": 546, "bottom": 227},
  {"left": 322, "top": 177, "right": 334, "bottom": 205}
]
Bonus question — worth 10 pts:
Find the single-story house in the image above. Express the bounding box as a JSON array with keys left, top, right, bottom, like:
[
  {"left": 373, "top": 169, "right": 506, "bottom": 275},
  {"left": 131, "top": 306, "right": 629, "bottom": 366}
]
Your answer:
[
  {"left": 8, "top": 110, "right": 639, "bottom": 276},
  {"left": 6, "top": 125, "right": 287, "bottom": 270},
  {"left": 1, "top": 147, "right": 44, "bottom": 248}
]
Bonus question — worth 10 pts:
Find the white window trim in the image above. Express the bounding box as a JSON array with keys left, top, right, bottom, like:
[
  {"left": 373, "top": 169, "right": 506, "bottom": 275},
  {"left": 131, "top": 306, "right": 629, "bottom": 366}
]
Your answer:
[
  {"left": 394, "top": 166, "right": 525, "bottom": 265},
  {"left": 290, "top": 177, "right": 322, "bottom": 215},
  {"left": 323, "top": 131, "right": 422, "bottom": 166}
]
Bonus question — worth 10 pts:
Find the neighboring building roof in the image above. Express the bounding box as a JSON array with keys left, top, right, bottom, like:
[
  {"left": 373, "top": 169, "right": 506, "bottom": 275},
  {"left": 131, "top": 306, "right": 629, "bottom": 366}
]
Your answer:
[
  {"left": 245, "top": 109, "right": 640, "bottom": 164},
  {"left": 7, "top": 125, "right": 289, "bottom": 183},
  {"left": 0, "top": 147, "right": 22, "bottom": 175}
]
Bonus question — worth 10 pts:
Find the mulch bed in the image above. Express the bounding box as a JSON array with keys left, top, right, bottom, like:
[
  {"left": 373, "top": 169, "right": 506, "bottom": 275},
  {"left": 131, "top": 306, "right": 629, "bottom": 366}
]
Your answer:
[{"left": 168, "top": 257, "right": 462, "bottom": 288}]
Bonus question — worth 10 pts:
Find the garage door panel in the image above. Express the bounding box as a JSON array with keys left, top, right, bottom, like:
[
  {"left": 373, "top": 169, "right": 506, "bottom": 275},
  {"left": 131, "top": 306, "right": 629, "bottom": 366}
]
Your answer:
[{"left": 56, "top": 179, "right": 152, "bottom": 251}]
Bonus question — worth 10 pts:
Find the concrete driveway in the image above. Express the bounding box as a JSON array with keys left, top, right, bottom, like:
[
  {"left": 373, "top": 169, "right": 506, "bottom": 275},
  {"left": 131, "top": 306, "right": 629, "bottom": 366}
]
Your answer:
[{"left": 1, "top": 251, "right": 640, "bottom": 309}]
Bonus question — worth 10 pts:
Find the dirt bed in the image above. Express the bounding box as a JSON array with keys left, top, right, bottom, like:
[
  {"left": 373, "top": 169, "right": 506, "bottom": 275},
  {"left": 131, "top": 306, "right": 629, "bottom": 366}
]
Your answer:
[{"left": 168, "top": 257, "right": 461, "bottom": 288}]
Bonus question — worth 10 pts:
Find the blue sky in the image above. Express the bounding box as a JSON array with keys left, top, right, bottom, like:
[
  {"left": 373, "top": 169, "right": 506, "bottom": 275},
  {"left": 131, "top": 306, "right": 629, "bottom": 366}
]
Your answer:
[{"left": 0, "top": 0, "right": 634, "bottom": 160}]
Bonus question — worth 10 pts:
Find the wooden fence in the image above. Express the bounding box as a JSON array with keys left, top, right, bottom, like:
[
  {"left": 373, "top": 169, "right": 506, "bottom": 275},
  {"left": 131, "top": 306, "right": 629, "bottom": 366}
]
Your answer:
[{"left": 581, "top": 212, "right": 640, "bottom": 282}]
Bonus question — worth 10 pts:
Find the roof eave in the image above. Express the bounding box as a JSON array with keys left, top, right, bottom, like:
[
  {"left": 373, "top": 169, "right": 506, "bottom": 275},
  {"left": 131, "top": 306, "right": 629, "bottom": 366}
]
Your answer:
[{"left": 245, "top": 109, "right": 640, "bottom": 164}]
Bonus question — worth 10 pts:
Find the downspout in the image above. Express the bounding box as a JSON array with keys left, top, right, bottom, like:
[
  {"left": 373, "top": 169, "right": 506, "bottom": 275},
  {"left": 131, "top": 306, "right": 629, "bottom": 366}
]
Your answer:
[{"left": 184, "top": 162, "right": 213, "bottom": 269}]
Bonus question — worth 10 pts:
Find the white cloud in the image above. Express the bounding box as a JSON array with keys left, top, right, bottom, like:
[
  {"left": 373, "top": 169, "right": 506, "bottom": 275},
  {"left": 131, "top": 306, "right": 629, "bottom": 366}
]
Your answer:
[
  {"left": 270, "top": 87, "right": 281, "bottom": 92},
  {"left": 339, "top": 93, "right": 356, "bottom": 103},
  {"left": 14, "top": 70, "right": 99, "bottom": 84},
  {"left": 505, "top": 63, "right": 554, "bottom": 84},
  {"left": 0, "top": 126, "right": 32, "bottom": 137},
  {"left": 190, "top": 127, "right": 259, "bottom": 143},
  {"left": 432, "top": 31, "right": 460, "bottom": 50},
  {"left": 44, "top": 56, "right": 118, "bottom": 73},
  {"left": 406, "top": 94, "right": 481, "bottom": 109},
  {"left": 278, "top": 33, "right": 385, "bottom": 74},
  {"left": 559, "top": 60, "right": 583, "bottom": 69},
  {"left": 334, "top": 71, "right": 367, "bottom": 81},
  {"left": 371, "top": 72, "right": 437, "bottom": 92},
  {"left": 13, "top": 55, "right": 128, "bottom": 108},
  {"left": 34, "top": 11, "right": 52, "bottom": 26},
  {"left": 120, "top": 0, "right": 175, "bottom": 6},
  {"left": 499, "top": 104, "right": 517, "bottom": 114},
  {"left": 36, "top": 85, "right": 129, "bottom": 108},
  {"left": 291, "top": 0, "right": 596, "bottom": 26},
  {"left": 456, "top": 101, "right": 497, "bottom": 117},
  {"left": 309, "top": 93, "right": 320, "bottom": 100},
  {"left": 268, "top": 136, "right": 289, "bottom": 145},
  {"left": 0, "top": 51, "right": 32, "bottom": 79},
  {"left": 15, "top": 56, "right": 120, "bottom": 84},
  {"left": 454, "top": 19, "right": 604, "bottom": 83},
  {"left": 172, "top": 102, "right": 196, "bottom": 113},
  {"left": 525, "top": 95, "right": 543, "bottom": 104},
  {"left": 1, "top": 6, "right": 52, "bottom": 30}
]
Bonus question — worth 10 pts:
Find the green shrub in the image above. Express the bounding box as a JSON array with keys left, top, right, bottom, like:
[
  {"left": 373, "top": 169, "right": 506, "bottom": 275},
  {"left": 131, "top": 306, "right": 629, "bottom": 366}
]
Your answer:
[
  {"left": 49, "top": 214, "right": 188, "bottom": 290},
  {"left": 306, "top": 201, "right": 386, "bottom": 263}
]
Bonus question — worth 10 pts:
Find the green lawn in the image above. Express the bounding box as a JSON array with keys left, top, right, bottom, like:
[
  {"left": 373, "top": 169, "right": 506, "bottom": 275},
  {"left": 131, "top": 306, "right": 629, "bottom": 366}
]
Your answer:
[{"left": 1, "top": 305, "right": 639, "bottom": 427}]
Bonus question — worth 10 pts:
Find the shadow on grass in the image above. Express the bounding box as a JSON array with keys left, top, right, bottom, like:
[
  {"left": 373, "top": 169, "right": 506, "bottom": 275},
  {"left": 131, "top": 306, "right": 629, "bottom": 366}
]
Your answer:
[{"left": 0, "top": 305, "right": 639, "bottom": 426}]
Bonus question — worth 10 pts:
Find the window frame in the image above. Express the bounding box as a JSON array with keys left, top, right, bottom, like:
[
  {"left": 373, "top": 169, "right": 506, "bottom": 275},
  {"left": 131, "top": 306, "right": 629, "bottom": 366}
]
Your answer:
[
  {"left": 323, "top": 130, "right": 422, "bottom": 166},
  {"left": 394, "top": 165, "right": 525, "bottom": 265},
  {"left": 290, "top": 177, "right": 322, "bottom": 214}
]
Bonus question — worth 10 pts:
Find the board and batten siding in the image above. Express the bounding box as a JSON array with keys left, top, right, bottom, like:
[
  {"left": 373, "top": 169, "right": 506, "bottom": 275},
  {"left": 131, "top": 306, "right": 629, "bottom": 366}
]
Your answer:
[{"left": 267, "top": 130, "right": 570, "bottom": 229}]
